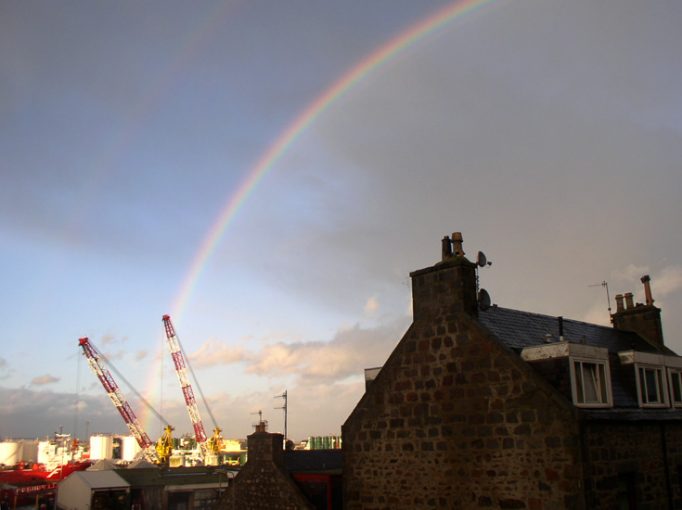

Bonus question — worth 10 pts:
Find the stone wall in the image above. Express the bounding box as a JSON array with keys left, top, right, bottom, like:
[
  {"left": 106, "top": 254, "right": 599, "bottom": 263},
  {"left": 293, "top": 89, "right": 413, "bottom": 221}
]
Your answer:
[
  {"left": 342, "top": 256, "right": 584, "bottom": 510},
  {"left": 582, "top": 421, "right": 682, "bottom": 509}
]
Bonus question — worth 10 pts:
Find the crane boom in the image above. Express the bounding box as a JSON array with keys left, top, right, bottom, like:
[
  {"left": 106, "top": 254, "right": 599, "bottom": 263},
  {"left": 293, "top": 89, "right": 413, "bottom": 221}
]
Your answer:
[
  {"left": 78, "top": 337, "right": 153, "bottom": 450},
  {"left": 162, "top": 315, "right": 208, "bottom": 444}
]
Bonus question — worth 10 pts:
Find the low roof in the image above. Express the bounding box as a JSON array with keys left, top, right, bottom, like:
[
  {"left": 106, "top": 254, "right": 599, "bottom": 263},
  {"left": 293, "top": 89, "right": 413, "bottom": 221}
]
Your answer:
[
  {"left": 69, "top": 470, "right": 130, "bottom": 489},
  {"left": 283, "top": 450, "right": 343, "bottom": 474},
  {"left": 115, "top": 466, "right": 225, "bottom": 487},
  {"left": 87, "top": 458, "right": 116, "bottom": 471}
]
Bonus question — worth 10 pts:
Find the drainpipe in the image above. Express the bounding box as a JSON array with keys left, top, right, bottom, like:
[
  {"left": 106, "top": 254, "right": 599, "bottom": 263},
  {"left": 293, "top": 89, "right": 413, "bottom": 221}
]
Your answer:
[
  {"left": 579, "top": 420, "right": 591, "bottom": 509},
  {"left": 661, "top": 423, "right": 673, "bottom": 510}
]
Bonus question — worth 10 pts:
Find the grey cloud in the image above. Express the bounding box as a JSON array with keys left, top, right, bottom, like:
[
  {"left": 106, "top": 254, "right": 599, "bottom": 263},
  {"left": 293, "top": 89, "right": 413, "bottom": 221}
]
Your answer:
[
  {"left": 189, "top": 340, "right": 247, "bottom": 369},
  {"left": 245, "top": 318, "right": 409, "bottom": 384},
  {"left": 0, "top": 386, "right": 190, "bottom": 440}
]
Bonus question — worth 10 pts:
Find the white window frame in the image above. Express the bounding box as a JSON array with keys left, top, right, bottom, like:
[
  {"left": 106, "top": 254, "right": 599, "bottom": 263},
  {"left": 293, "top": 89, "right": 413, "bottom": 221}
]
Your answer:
[
  {"left": 668, "top": 368, "right": 682, "bottom": 408},
  {"left": 635, "top": 363, "right": 668, "bottom": 408},
  {"left": 569, "top": 357, "right": 613, "bottom": 408}
]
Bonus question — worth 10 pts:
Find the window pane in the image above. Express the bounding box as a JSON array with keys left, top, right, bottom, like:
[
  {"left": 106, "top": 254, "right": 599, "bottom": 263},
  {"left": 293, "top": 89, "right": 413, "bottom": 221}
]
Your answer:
[
  {"left": 639, "top": 367, "right": 647, "bottom": 403},
  {"left": 598, "top": 364, "right": 608, "bottom": 403},
  {"left": 645, "top": 368, "right": 660, "bottom": 403},
  {"left": 583, "top": 363, "right": 599, "bottom": 403},
  {"left": 673, "top": 373, "right": 682, "bottom": 403},
  {"left": 574, "top": 361, "right": 584, "bottom": 403}
]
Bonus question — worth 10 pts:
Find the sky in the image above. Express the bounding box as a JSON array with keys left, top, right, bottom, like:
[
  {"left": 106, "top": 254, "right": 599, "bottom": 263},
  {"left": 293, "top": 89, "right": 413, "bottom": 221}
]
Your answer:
[{"left": 1, "top": 0, "right": 681, "bottom": 444}]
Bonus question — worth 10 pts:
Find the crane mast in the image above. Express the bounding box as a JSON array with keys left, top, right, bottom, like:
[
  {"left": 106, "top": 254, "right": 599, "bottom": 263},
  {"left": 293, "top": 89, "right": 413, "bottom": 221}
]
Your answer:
[
  {"left": 162, "top": 315, "right": 208, "bottom": 445},
  {"left": 78, "top": 337, "right": 153, "bottom": 450}
]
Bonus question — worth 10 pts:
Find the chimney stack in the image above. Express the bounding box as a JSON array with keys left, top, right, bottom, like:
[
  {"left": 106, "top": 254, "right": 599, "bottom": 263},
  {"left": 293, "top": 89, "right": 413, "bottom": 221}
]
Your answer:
[
  {"left": 612, "top": 275, "right": 664, "bottom": 349},
  {"left": 247, "top": 424, "right": 284, "bottom": 465},
  {"left": 410, "top": 232, "right": 478, "bottom": 321}
]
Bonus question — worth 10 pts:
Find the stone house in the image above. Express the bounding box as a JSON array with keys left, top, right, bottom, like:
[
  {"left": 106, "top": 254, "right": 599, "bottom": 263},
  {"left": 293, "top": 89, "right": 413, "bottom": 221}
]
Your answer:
[
  {"left": 342, "top": 232, "right": 682, "bottom": 509},
  {"left": 215, "top": 422, "right": 342, "bottom": 510}
]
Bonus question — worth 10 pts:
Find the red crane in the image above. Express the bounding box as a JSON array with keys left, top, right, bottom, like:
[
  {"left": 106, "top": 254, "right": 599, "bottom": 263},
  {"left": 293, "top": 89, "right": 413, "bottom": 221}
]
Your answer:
[
  {"left": 162, "top": 315, "right": 208, "bottom": 445},
  {"left": 78, "top": 337, "right": 153, "bottom": 450}
]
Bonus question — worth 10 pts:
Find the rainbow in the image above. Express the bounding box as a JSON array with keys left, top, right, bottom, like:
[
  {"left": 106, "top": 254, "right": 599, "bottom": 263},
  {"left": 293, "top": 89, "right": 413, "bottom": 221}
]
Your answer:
[
  {"left": 170, "top": 0, "right": 497, "bottom": 320},
  {"left": 145, "top": 0, "right": 497, "bottom": 436}
]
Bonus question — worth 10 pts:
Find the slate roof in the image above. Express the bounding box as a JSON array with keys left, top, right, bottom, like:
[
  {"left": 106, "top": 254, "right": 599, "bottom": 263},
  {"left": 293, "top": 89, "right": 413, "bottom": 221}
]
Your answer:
[
  {"left": 69, "top": 470, "right": 130, "bottom": 489},
  {"left": 478, "top": 306, "right": 669, "bottom": 355},
  {"left": 115, "top": 466, "right": 229, "bottom": 487},
  {"left": 478, "top": 306, "right": 682, "bottom": 419}
]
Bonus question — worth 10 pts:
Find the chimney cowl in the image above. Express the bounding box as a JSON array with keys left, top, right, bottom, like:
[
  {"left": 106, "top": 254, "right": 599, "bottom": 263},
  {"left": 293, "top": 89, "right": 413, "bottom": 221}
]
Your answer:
[
  {"left": 641, "top": 274, "right": 654, "bottom": 306},
  {"left": 451, "top": 232, "right": 464, "bottom": 257},
  {"left": 441, "top": 236, "right": 453, "bottom": 261}
]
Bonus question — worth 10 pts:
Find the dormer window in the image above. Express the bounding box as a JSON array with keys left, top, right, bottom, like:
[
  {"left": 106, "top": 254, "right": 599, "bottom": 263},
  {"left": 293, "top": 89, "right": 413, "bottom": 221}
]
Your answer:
[
  {"left": 669, "top": 369, "right": 682, "bottom": 407},
  {"left": 521, "top": 342, "right": 612, "bottom": 408},
  {"left": 572, "top": 359, "right": 610, "bottom": 405},
  {"left": 636, "top": 365, "right": 667, "bottom": 407},
  {"left": 618, "top": 351, "right": 682, "bottom": 408}
]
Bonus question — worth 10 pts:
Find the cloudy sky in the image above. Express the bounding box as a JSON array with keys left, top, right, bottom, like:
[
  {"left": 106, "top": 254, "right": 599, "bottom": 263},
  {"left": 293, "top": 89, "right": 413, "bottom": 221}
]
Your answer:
[{"left": 2, "top": 0, "right": 681, "bottom": 443}]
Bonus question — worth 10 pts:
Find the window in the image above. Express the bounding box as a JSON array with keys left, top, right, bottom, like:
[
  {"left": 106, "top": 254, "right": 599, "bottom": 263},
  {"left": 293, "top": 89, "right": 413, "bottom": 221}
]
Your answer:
[
  {"left": 636, "top": 365, "right": 667, "bottom": 406},
  {"left": 571, "top": 359, "right": 611, "bottom": 407},
  {"left": 669, "top": 370, "right": 682, "bottom": 407}
]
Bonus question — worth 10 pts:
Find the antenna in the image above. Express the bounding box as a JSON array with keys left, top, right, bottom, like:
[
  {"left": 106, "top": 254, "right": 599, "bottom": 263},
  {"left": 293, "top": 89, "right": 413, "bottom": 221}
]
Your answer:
[
  {"left": 589, "top": 280, "right": 612, "bottom": 315},
  {"left": 251, "top": 409, "right": 267, "bottom": 432},
  {"left": 274, "top": 390, "right": 288, "bottom": 446}
]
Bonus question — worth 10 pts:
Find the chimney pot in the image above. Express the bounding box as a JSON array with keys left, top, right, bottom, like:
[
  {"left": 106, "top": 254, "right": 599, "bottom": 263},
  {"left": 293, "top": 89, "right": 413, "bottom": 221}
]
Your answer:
[
  {"left": 451, "top": 232, "right": 464, "bottom": 256},
  {"left": 624, "top": 292, "right": 634, "bottom": 310},
  {"left": 641, "top": 274, "right": 654, "bottom": 305},
  {"left": 441, "top": 236, "right": 453, "bottom": 261},
  {"left": 612, "top": 279, "right": 664, "bottom": 348}
]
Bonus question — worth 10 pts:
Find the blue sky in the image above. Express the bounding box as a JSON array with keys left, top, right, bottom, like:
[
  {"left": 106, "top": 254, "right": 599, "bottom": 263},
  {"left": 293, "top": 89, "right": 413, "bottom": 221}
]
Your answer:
[{"left": 2, "top": 0, "right": 681, "bottom": 443}]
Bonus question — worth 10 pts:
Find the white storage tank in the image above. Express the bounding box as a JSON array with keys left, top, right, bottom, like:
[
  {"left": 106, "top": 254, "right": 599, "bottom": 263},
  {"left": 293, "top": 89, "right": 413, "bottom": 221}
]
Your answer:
[
  {"left": 0, "top": 441, "right": 22, "bottom": 466},
  {"left": 120, "top": 435, "right": 141, "bottom": 462},
  {"left": 20, "top": 440, "right": 39, "bottom": 463},
  {"left": 89, "top": 434, "right": 114, "bottom": 460}
]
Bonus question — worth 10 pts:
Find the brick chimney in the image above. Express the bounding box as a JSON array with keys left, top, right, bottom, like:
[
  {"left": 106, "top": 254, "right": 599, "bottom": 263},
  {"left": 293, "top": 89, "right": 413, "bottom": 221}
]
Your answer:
[
  {"left": 247, "top": 424, "right": 284, "bottom": 466},
  {"left": 410, "top": 232, "right": 478, "bottom": 321},
  {"left": 611, "top": 274, "right": 665, "bottom": 349}
]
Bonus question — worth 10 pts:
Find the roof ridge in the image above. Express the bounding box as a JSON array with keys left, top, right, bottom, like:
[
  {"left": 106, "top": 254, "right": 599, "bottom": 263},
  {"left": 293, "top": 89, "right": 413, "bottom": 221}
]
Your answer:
[{"left": 484, "top": 306, "right": 619, "bottom": 333}]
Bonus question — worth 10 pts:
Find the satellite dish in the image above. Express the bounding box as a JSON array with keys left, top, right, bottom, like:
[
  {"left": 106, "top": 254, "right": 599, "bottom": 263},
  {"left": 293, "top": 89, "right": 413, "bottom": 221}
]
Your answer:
[
  {"left": 477, "top": 251, "right": 487, "bottom": 267},
  {"left": 478, "top": 288, "right": 491, "bottom": 311}
]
